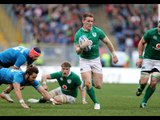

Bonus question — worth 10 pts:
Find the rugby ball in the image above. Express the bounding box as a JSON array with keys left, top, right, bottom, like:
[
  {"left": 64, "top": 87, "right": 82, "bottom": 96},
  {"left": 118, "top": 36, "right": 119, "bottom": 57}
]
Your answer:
[{"left": 79, "top": 35, "right": 92, "bottom": 52}]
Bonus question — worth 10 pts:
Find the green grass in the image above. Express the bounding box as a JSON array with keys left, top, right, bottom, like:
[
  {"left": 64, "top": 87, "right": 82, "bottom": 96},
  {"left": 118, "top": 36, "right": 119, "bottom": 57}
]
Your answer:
[{"left": 1, "top": 83, "right": 160, "bottom": 116}]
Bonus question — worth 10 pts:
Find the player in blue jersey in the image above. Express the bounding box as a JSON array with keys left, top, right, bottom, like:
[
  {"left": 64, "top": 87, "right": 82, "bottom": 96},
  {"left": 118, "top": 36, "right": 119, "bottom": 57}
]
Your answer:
[
  {"left": 0, "top": 65, "right": 57, "bottom": 109},
  {"left": 0, "top": 46, "right": 41, "bottom": 69},
  {"left": 0, "top": 46, "right": 41, "bottom": 102}
]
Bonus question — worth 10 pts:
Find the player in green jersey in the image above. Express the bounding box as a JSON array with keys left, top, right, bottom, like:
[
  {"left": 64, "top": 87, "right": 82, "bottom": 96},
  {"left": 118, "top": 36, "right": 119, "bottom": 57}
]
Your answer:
[
  {"left": 27, "top": 61, "right": 87, "bottom": 105},
  {"left": 136, "top": 22, "right": 160, "bottom": 108},
  {"left": 74, "top": 12, "right": 118, "bottom": 110}
]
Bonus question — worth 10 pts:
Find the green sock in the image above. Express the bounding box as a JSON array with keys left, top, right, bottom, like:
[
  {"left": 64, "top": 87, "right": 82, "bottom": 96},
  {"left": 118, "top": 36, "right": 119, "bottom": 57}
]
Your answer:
[
  {"left": 92, "top": 79, "right": 95, "bottom": 87},
  {"left": 86, "top": 87, "right": 99, "bottom": 103},
  {"left": 141, "top": 86, "right": 155, "bottom": 103},
  {"left": 39, "top": 98, "right": 47, "bottom": 103},
  {"left": 139, "top": 84, "right": 146, "bottom": 92}
]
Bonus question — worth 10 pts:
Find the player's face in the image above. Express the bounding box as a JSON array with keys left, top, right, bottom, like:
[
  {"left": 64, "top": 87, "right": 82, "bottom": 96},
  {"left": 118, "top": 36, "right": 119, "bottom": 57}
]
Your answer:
[
  {"left": 31, "top": 55, "right": 39, "bottom": 61},
  {"left": 61, "top": 67, "right": 70, "bottom": 77},
  {"left": 25, "top": 73, "right": 37, "bottom": 83},
  {"left": 82, "top": 16, "right": 94, "bottom": 31}
]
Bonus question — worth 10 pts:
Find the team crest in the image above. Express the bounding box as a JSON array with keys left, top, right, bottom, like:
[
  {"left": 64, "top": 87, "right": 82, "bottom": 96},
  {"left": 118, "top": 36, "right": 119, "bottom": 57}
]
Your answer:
[
  {"left": 60, "top": 77, "right": 63, "bottom": 81},
  {"left": 67, "top": 79, "right": 71, "bottom": 84},
  {"left": 92, "top": 32, "right": 97, "bottom": 37},
  {"left": 153, "top": 35, "right": 157, "bottom": 40}
]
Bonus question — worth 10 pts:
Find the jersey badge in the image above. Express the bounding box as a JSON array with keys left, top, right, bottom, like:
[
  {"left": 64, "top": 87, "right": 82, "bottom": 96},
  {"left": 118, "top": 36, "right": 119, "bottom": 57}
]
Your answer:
[{"left": 92, "top": 32, "right": 97, "bottom": 37}]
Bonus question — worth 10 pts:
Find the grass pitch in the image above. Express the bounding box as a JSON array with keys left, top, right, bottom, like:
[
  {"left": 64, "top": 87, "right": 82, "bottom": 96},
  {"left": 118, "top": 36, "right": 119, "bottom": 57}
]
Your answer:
[{"left": 0, "top": 83, "right": 160, "bottom": 116}]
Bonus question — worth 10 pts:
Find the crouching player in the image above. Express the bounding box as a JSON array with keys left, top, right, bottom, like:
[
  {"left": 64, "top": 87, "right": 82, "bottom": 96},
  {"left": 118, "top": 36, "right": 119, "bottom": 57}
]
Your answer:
[{"left": 0, "top": 65, "right": 57, "bottom": 108}]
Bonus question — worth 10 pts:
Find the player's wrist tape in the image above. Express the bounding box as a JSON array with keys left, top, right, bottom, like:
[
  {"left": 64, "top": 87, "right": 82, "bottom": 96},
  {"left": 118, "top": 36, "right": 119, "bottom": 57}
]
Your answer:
[
  {"left": 111, "top": 52, "right": 116, "bottom": 57},
  {"left": 49, "top": 98, "right": 54, "bottom": 102},
  {"left": 139, "top": 55, "right": 143, "bottom": 59},
  {"left": 42, "top": 81, "right": 46, "bottom": 85},
  {"left": 19, "top": 99, "right": 25, "bottom": 104}
]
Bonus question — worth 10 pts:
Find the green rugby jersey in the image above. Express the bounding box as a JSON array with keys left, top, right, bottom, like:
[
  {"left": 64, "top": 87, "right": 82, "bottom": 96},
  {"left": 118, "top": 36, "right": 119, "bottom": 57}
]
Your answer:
[
  {"left": 144, "top": 28, "right": 160, "bottom": 60},
  {"left": 50, "top": 71, "right": 82, "bottom": 97},
  {"left": 74, "top": 26, "right": 106, "bottom": 59}
]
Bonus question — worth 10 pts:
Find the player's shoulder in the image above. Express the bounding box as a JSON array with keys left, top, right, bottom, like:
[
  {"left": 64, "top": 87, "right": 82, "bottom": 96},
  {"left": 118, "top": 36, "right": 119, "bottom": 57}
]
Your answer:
[
  {"left": 92, "top": 25, "right": 104, "bottom": 32},
  {"left": 75, "top": 28, "right": 82, "bottom": 35},
  {"left": 145, "top": 27, "right": 157, "bottom": 35}
]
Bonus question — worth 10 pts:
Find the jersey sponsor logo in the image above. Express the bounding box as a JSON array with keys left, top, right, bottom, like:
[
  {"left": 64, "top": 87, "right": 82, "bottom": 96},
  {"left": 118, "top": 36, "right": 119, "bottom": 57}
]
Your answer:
[
  {"left": 153, "top": 43, "right": 160, "bottom": 51},
  {"left": 156, "top": 43, "right": 160, "bottom": 49},
  {"left": 92, "top": 32, "right": 97, "bottom": 37},
  {"left": 67, "top": 79, "right": 71, "bottom": 84},
  {"left": 62, "top": 85, "right": 67, "bottom": 90}
]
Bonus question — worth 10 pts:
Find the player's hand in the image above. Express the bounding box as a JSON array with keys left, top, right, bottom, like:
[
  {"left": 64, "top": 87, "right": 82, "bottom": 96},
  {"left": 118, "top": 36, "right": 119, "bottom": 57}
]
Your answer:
[
  {"left": 112, "top": 55, "right": 118, "bottom": 64},
  {"left": 82, "top": 99, "right": 88, "bottom": 104},
  {"left": 79, "top": 39, "right": 90, "bottom": 49},
  {"left": 21, "top": 102, "right": 30, "bottom": 109},
  {"left": 136, "top": 59, "right": 143, "bottom": 68},
  {"left": 20, "top": 86, "right": 25, "bottom": 90}
]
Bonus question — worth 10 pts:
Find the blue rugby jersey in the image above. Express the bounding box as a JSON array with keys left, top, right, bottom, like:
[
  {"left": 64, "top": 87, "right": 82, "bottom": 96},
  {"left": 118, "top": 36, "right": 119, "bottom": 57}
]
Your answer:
[
  {"left": 0, "top": 68, "right": 40, "bottom": 89},
  {"left": 0, "top": 46, "right": 34, "bottom": 68}
]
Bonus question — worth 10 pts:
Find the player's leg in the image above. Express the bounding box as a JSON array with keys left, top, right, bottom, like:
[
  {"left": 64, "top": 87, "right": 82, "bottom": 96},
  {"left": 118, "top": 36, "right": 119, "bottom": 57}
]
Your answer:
[
  {"left": 92, "top": 72, "right": 103, "bottom": 89},
  {"left": 136, "top": 71, "right": 150, "bottom": 96},
  {"left": 140, "top": 70, "right": 160, "bottom": 108},
  {"left": 54, "top": 94, "right": 76, "bottom": 104},
  {"left": 0, "top": 84, "right": 14, "bottom": 103},
  {"left": 136, "top": 59, "right": 152, "bottom": 96},
  {"left": 80, "top": 58, "right": 100, "bottom": 109}
]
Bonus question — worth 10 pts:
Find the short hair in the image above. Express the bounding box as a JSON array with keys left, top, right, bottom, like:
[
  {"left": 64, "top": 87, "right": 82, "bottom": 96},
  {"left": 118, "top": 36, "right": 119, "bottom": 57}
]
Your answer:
[
  {"left": 26, "top": 65, "right": 39, "bottom": 75},
  {"left": 82, "top": 12, "right": 94, "bottom": 20},
  {"left": 61, "top": 61, "right": 71, "bottom": 68}
]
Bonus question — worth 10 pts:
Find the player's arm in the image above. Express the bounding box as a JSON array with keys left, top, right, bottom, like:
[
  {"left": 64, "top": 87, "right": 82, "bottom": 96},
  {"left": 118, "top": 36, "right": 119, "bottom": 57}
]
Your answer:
[
  {"left": 12, "top": 82, "right": 29, "bottom": 109},
  {"left": 102, "top": 36, "right": 118, "bottom": 64},
  {"left": 41, "top": 74, "right": 52, "bottom": 85},
  {"left": 9, "top": 66, "right": 20, "bottom": 69},
  {"left": 36, "top": 85, "right": 58, "bottom": 105},
  {"left": 41, "top": 74, "right": 52, "bottom": 91},
  {"left": 74, "top": 44, "right": 83, "bottom": 55},
  {"left": 136, "top": 36, "right": 146, "bottom": 68},
  {"left": 137, "top": 36, "right": 146, "bottom": 58}
]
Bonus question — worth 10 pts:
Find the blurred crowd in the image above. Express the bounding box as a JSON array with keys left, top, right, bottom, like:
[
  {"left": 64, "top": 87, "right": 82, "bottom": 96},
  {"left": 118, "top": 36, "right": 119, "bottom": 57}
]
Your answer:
[
  {"left": 12, "top": 4, "right": 90, "bottom": 44},
  {"left": 105, "top": 4, "right": 158, "bottom": 51}
]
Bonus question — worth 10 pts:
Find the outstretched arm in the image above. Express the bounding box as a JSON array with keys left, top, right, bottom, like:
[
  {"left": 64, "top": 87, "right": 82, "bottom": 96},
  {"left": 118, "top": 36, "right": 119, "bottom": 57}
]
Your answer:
[
  {"left": 13, "top": 82, "right": 29, "bottom": 109},
  {"left": 102, "top": 36, "right": 118, "bottom": 64},
  {"left": 36, "top": 85, "right": 58, "bottom": 105},
  {"left": 136, "top": 36, "right": 146, "bottom": 68}
]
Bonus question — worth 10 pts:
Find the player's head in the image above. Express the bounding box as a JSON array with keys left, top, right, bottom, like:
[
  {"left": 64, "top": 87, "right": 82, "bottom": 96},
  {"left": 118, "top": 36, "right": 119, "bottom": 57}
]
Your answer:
[
  {"left": 82, "top": 12, "right": 94, "bottom": 31},
  {"left": 29, "top": 47, "right": 41, "bottom": 60},
  {"left": 61, "top": 61, "right": 71, "bottom": 77},
  {"left": 25, "top": 65, "right": 39, "bottom": 82},
  {"left": 158, "top": 21, "right": 160, "bottom": 35}
]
